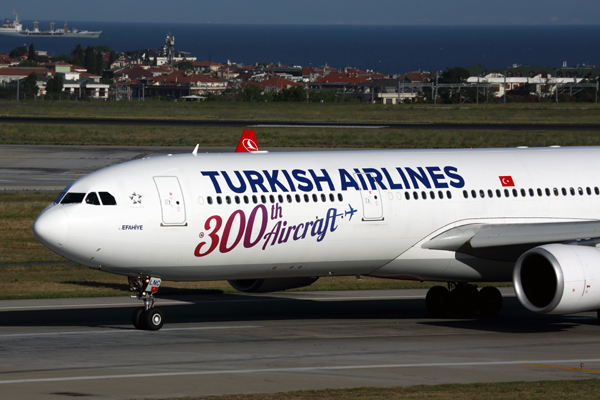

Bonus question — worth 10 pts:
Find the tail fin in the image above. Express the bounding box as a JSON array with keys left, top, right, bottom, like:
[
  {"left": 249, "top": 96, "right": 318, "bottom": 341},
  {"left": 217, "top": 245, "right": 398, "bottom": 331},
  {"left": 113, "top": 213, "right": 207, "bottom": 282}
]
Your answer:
[{"left": 235, "top": 130, "right": 260, "bottom": 153}]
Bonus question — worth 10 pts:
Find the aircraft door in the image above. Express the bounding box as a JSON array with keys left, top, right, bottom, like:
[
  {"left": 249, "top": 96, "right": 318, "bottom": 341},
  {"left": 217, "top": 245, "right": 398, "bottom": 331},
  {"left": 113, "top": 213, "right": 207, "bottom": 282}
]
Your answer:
[
  {"left": 357, "top": 173, "right": 384, "bottom": 221},
  {"left": 153, "top": 176, "right": 187, "bottom": 226}
]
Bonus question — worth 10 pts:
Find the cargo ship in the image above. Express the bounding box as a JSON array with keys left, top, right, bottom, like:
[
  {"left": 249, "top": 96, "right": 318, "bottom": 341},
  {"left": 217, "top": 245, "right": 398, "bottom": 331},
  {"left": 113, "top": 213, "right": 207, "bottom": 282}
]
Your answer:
[{"left": 0, "top": 12, "right": 101, "bottom": 38}]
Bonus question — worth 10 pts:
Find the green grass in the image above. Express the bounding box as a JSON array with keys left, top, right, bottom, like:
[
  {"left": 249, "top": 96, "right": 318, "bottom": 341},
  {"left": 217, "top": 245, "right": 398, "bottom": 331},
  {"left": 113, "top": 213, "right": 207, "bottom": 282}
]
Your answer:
[
  {"left": 3, "top": 123, "right": 600, "bottom": 148},
  {"left": 137, "top": 379, "right": 600, "bottom": 400},
  {"left": 3, "top": 101, "right": 600, "bottom": 124}
]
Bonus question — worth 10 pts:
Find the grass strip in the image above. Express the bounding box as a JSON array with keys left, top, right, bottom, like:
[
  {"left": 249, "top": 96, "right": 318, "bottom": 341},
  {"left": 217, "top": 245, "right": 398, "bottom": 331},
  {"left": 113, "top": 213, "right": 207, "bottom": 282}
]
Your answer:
[
  {"left": 135, "top": 379, "right": 600, "bottom": 400},
  {"left": 3, "top": 124, "right": 600, "bottom": 148},
  {"left": 3, "top": 101, "right": 600, "bottom": 124}
]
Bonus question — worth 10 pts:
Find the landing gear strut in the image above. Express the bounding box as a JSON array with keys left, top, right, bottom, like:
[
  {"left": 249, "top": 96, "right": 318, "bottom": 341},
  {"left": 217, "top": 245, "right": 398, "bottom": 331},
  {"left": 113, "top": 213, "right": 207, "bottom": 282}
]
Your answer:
[
  {"left": 425, "top": 283, "right": 502, "bottom": 317},
  {"left": 129, "top": 276, "right": 164, "bottom": 330}
]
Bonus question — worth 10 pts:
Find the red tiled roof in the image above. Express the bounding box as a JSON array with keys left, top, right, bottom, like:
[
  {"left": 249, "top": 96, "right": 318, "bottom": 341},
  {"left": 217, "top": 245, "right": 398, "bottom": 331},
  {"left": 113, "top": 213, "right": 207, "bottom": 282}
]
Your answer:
[
  {"left": 315, "top": 74, "right": 370, "bottom": 84},
  {"left": 0, "top": 67, "right": 53, "bottom": 77}
]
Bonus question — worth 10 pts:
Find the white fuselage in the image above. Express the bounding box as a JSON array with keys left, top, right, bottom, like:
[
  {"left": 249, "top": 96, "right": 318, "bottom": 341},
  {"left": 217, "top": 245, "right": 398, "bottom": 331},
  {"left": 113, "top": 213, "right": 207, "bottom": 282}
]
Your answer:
[{"left": 33, "top": 147, "right": 600, "bottom": 283}]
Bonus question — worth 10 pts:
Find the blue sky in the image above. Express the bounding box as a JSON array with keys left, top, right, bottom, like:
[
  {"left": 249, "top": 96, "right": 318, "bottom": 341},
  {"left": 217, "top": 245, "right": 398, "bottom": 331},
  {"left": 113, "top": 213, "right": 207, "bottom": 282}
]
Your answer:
[{"left": 4, "top": 0, "right": 600, "bottom": 25}]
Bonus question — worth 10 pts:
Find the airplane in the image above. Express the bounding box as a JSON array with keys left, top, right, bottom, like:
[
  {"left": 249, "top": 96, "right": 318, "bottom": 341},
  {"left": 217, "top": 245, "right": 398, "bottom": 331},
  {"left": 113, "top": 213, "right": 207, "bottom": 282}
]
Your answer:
[{"left": 33, "top": 130, "right": 600, "bottom": 330}]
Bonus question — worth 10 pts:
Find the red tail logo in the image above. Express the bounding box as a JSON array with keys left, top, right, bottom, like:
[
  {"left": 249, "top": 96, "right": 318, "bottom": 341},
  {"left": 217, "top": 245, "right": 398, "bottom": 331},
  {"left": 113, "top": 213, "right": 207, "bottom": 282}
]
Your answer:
[{"left": 235, "top": 130, "right": 260, "bottom": 153}]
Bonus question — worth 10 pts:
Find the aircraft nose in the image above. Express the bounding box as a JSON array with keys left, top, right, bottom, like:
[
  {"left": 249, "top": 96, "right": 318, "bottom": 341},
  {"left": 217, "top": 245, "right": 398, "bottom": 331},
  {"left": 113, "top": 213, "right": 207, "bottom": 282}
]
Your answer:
[{"left": 33, "top": 206, "right": 69, "bottom": 249}]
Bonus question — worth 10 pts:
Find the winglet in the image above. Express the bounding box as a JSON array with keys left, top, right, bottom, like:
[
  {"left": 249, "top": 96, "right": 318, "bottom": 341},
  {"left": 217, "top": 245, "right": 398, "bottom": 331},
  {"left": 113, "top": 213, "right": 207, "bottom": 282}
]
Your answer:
[
  {"left": 192, "top": 144, "right": 199, "bottom": 156},
  {"left": 235, "top": 130, "right": 260, "bottom": 153}
]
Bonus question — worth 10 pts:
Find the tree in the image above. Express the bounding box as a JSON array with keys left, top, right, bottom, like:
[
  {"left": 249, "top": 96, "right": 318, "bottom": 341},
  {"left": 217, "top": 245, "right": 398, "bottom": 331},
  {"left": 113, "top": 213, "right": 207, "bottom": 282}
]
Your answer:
[
  {"left": 243, "top": 83, "right": 264, "bottom": 102},
  {"left": 439, "top": 67, "right": 470, "bottom": 83},
  {"left": 23, "top": 72, "right": 39, "bottom": 99},
  {"left": 46, "top": 74, "right": 64, "bottom": 95},
  {"left": 274, "top": 85, "right": 306, "bottom": 102},
  {"left": 84, "top": 46, "right": 97, "bottom": 74},
  {"left": 71, "top": 44, "right": 84, "bottom": 67},
  {"left": 27, "top": 43, "right": 37, "bottom": 63},
  {"left": 177, "top": 61, "right": 194, "bottom": 71},
  {"left": 9, "top": 46, "right": 27, "bottom": 59},
  {"left": 18, "top": 59, "right": 40, "bottom": 67}
]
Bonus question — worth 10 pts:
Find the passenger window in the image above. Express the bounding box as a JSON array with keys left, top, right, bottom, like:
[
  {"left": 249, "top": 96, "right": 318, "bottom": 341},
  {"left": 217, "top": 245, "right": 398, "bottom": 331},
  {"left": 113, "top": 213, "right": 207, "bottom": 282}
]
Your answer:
[
  {"left": 286, "top": 194, "right": 292, "bottom": 203},
  {"left": 430, "top": 191, "right": 435, "bottom": 200},
  {"left": 278, "top": 194, "right": 284, "bottom": 203},
  {"left": 321, "top": 193, "right": 327, "bottom": 202},
  {"left": 61, "top": 192, "right": 86, "bottom": 204},
  {"left": 554, "top": 188, "right": 559, "bottom": 196},
  {"left": 446, "top": 190, "right": 452, "bottom": 199},
  {"left": 561, "top": 188, "right": 567, "bottom": 196},
  {"left": 545, "top": 188, "right": 550, "bottom": 196},
  {"left": 269, "top": 195, "right": 274, "bottom": 204},
  {"left": 537, "top": 188, "right": 542, "bottom": 196},
  {"left": 512, "top": 189, "right": 518, "bottom": 197},
  {"left": 463, "top": 190, "right": 468, "bottom": 199},
  {"left": 529, "top": 188, "right": 534, "bottom": 197},
  {"left": 207, "top": 196, "right": 213, "bottom": 205},
  {"left": 261, "top": 195, "right": 267, "bottom": 204},
  {"left": 99, "top": 192, "right": 117, "bottom": 205},
  {"left": 578, "top": 187, "right": 583, "bottom": 195},
  {"left": 85, "top": 192, "right": 101, "bottom": 205},
  {"left": 596, "top": 187, "right": 600, "bottom": 195},
  {"left": 235, "top": 196, "right": 240, "bottom": 204},
  {"left": 296, "top": 194, "right": 301, "bottom": 203},
  {"left": 587, "top": 187, "right": 592, "bottom": 195},
  {"left": 413, "top": 192, "right": 418, "bottom": 200},
  {"left": 252, "top": 195, "right": 258, "bottom": 204},
  {"left": 438, "top": 190, "right": 443, "bottom": 199},
  {"left": 421, "top": 191, "right": 427, "bottom": 200},
  {"left": 244, "top": 195, "right": 249, "bottom": 204},
  {"left": 312, "top": 194, "right": 318, "bottom": 202},
  {"left": 520, "top": 189, "right": 526, "bottom": 197},
  {"left": 488, "top": 189, "right": 493, "bottom": 198},
  {"left": 405, "top": 192, "right": 411, "bottom": 200},
  {"left": 504, "top": 189, "right": 510, "bottom": 197},
  {"left": 329, "top": 193, "right": 335, "bottom": 202},
  {"left": 217, "top": 196, "right": 223, "bottom": 205},
  {"left": 338, "top": 193, "right": 343, "bottom": 202},
  {"left": 570, "top": 187, "right": 575, "bottom": 196},
  {"left": 304, "top": 194, "right": 309, "bottom": 202},
  {"left": 496, "top": 189, "right": 501, "bottom": 197},
  {"left": 479, "top": 190, "right": 485, "bottom": 198}
]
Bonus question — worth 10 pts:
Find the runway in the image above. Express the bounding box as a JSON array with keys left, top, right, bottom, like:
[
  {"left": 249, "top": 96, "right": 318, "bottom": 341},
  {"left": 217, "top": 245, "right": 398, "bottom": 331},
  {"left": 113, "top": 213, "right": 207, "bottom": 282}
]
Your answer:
[{"left": 0, "top": 288, "right": 599, "bottom": 399}]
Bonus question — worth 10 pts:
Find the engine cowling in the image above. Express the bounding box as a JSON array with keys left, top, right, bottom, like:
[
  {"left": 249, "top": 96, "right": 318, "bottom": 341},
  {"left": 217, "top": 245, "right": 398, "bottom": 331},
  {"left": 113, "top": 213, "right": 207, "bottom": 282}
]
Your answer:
[
  {"left": 514, "top": 244, "right": 600, "bottom": 314},
  {"left": 228, "top": 277, "right": 318, "bottom": 293}
]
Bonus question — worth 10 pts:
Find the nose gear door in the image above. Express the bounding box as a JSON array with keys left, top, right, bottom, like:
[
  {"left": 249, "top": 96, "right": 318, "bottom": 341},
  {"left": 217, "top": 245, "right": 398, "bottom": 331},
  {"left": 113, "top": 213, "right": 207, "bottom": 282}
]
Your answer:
[{"left": 153, "top": 176, "right": 187, "bottom": 226}]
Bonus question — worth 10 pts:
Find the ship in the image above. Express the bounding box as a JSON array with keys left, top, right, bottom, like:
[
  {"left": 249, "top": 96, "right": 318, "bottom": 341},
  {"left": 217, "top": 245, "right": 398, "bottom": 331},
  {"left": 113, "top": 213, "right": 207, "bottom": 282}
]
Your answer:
[{"left": 0, "top": 12, "right": 101, "bottom": 38}]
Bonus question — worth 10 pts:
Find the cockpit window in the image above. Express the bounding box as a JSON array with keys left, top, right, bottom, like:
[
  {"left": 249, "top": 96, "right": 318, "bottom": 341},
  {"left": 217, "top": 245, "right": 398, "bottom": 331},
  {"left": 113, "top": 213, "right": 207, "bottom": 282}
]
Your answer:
[
  {"left": 99, "top": 192, "right": 117, "bottom": 205},
  {"left": 54, "top": 190, "right": 68, "bottom": 204},
  {"left": 61, "top": 192, "right": 86, "bottom": 204},
  {"left": 85, "top": 192, "right": 101, "bottom": 205}
]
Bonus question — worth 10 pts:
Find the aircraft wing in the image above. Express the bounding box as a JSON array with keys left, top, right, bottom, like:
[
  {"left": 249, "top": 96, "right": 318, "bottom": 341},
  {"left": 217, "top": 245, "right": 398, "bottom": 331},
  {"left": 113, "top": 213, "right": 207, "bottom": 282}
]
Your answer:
[{"left": 422, "top": 220, "right": 600, "bottom": 262}]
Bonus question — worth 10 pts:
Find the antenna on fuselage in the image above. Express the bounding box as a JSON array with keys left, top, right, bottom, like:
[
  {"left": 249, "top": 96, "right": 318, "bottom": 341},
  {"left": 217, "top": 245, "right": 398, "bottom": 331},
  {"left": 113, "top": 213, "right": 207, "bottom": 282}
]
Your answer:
[{"left": 192, "top": 144, "right": 199, "bottom": 156}]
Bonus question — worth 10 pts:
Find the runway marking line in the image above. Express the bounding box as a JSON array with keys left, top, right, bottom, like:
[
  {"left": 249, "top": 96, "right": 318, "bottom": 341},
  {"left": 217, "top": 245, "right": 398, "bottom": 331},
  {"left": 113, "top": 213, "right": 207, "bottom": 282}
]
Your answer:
[
  {"left": 0, "top": 325, "right": 261, "bottom": 338},
  {"left": 521, "top": 363, "right": 600, "bottom": 374},
  {"left": 1, "top": 359, "right": 600, "bottom": 385}
]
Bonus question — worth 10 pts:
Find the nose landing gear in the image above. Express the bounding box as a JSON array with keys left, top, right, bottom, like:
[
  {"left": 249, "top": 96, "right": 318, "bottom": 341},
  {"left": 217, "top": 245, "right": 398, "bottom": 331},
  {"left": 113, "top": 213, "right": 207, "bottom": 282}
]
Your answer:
[
  {"left": 129, "top": 276, "right": 164, "bottom": 330},
  {"left": 425, "top": 283, "right": 502, "bottom": 317}
]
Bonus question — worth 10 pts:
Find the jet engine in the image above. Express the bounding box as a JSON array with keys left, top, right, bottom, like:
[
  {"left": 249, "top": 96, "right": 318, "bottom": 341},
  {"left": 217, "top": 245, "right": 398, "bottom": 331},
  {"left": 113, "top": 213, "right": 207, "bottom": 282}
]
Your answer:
[
  {"left": 228, "top": 277, "right": 318, "bottom": 293},
  {"left": 513, "top": 244, "right": 600, "bottom": 314}
]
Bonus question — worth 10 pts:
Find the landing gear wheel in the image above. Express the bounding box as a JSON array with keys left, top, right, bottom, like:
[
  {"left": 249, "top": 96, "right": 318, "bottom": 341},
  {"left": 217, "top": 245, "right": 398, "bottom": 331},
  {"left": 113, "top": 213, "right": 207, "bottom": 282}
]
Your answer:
[
  {"left": 143, "top": 308, "right": 164, "bottom": 331},
  {"left": 449, "top": 285, "right": 479, "bottom": 316},
  {"left": 426, "top": 286, "right": 450, "bottom": 317},
  {"left": 478, "top": 287, "right": 503, "bottom": 316},
  {"left": 132, "top": 307, "right": 146, "bottom": 330}
]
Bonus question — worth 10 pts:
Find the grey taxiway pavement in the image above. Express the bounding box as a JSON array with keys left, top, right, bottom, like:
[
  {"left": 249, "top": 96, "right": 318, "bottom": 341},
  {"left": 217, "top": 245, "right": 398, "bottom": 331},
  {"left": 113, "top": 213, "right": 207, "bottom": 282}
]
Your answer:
[
  {"left": 0, "top": 144, "right": 340, "bottom": 191},
  {"left": 0, "top": 288, "right": 599, "bottom": 400}
]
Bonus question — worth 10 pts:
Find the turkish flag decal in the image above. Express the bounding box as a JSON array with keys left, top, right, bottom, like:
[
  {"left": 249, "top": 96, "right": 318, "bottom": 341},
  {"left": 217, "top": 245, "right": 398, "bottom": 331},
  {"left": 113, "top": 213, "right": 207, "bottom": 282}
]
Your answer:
[{"left": 499, "top": 176, "right": 515, "bottom": 187}]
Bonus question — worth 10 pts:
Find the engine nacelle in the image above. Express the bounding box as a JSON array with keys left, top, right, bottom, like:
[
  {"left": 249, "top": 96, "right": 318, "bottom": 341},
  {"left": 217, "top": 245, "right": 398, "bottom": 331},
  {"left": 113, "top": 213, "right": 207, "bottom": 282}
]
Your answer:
[
  {"left": 514, "top": 244, "right": 600, "bottom": 314},
  {"left": 228, "top": 277, "right": 318, "bottom": 293}
]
